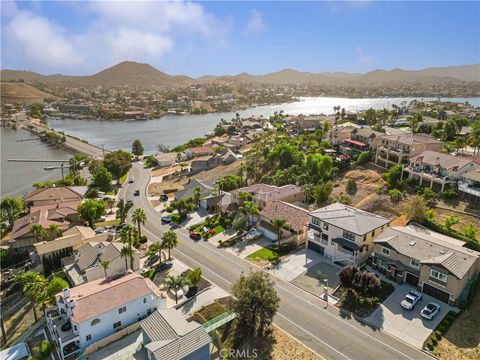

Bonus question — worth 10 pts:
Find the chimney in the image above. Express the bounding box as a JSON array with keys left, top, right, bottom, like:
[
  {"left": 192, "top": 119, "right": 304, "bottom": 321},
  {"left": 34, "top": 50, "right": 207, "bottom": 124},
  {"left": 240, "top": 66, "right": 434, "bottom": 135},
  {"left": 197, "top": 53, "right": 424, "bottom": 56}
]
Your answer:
[{"left": 63, "top": 288, "right": 71, "bottom": 299}]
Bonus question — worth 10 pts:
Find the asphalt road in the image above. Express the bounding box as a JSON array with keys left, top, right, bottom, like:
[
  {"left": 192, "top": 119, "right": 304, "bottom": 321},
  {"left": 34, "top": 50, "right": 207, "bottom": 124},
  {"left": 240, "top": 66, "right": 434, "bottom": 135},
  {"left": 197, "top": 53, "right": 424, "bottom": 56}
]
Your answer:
[{"left": 121, "top": 162, "right": 434, "bottom": 360}]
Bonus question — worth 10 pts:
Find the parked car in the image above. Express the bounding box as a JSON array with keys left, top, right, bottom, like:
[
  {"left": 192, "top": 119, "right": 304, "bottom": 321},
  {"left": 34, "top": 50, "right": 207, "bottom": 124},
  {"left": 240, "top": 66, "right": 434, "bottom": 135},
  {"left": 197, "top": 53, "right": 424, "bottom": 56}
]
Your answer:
[
  {"left": 245, "top": 228, "right": 263, "bottom": 241},
  {"left": 128, "top": 178, "right": 134, "bottom": 183},
  {"left": 144, "top": 254, "right": 160, "bottom": 267},
  {"left": 420, "top": 302, "right": 441, "bottom": 320},
  {"left": 117, "top": 222, "right": 127, "bottom": 230},
  {"left": 160, "top": 194, "right": 168, "bottom": 202},
  {"left": 156, "top": 261, "right": 173, "bottom": 272},
  {"left": 94, "top": 227, "right": 107, "bottom": 235},
  {"left": 400, "top": 290, "right": 422, "bottom": 310},
  {"left": 162, "top": 215, "right": 173, "bottom": 223},
  {"left": 134, "top": 190, "right": 140, "bottom": 196},
  {"left": 190, "top": 231, "right": 201, "bottom": 240}
]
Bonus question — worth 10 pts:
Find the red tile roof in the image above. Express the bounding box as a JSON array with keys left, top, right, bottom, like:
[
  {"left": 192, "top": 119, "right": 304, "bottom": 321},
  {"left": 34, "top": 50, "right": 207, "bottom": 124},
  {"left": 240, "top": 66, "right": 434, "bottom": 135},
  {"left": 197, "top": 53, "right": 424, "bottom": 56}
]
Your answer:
[{"left": 260, "top": 201, "right": 309, "bottom": 232}]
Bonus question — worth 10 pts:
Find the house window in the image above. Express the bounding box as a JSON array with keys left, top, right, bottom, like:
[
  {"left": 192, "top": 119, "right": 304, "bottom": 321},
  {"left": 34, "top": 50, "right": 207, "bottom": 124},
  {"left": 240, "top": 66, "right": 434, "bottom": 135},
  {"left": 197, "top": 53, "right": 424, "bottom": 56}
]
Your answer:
[
  {"left": 343, "top": 230, "right": 355, "bottom": 241},
  {"left": 381, "top": 247, "right": 390, "bottom": 256},
  {"left": 311, "top": 217, "right": 320, "bottom": 226},
  {"left": 91, "top": 318, "right": 101, "bottom": 326},
  {"left": 377, "top": 259, "right": 387, "bottom": 269},
  {"left": 86, "top": 335, "right": 92, "bottom": 341},
  {"left": 371, "top": 229, "right": 376, "bottom": 237},
  {"left": 143, "top": 297, "right": 147, "bottom": 304},
  {"left": 410, "top": 259, "right": 420, "bottom": 268},
  {"left": 113, "top": 321, "right": 122, "bottom": 329},
  {"left": 323, "top": 223, "right": 329, "bottom": 231},
  {"left": 118, "top": 306, "right": 127, "bottom": 314},
  {"left": 321, "top": 233, "right": 328, "bottom": 241},
  {"left": 73, "top": 325, "right": 77, "bottom": 331},
  {"left": 363, "top": 234, "right": 367, "bottom": 242},
  {"left": 430, "top": 269, "right": 448, "bottom": 283}
]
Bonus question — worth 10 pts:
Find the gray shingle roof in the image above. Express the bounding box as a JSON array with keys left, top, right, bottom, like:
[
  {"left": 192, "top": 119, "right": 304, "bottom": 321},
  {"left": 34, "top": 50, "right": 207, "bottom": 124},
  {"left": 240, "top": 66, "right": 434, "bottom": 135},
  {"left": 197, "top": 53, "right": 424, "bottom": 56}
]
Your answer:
[
  {"left": 374, "top": 225, "right": 480, "bottom": 278},
  {"left": 310, "top": 203, "right": 390, "bottom": 235},
  {"left": 141, "top": 308, "right": 211, "bottom": 360}
]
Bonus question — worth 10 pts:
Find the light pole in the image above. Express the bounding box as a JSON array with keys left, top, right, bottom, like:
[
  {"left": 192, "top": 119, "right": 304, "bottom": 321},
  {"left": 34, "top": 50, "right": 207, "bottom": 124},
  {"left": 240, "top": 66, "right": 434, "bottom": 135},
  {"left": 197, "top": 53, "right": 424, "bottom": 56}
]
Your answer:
[{"left": 323, "top": 278, "right": 329, "bottom": 307}]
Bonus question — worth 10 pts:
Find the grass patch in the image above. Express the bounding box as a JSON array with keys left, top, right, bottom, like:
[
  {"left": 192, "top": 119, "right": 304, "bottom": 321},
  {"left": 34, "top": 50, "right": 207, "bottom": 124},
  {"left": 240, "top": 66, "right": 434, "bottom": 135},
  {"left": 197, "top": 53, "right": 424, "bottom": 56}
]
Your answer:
[
  {"left": 52, "top": 269, "right": 72, "bottom": 287},
  {"left": 247, "top": 243, "right": 294, "bottom": 262},
  {"left": 94, "top": 219, "right": 120, "bottom": 229},
  {"left": 189, "top": 214, "right": 229, "bottom": 238},
  {"left": 119, "top": 173, "right": 128, "bottom": 185},
  {"left": 334, "top": 281, "right": 395, "bottom": 318},
  {"left": 143, "top": 269, "right": 156, "bottom": 280}
]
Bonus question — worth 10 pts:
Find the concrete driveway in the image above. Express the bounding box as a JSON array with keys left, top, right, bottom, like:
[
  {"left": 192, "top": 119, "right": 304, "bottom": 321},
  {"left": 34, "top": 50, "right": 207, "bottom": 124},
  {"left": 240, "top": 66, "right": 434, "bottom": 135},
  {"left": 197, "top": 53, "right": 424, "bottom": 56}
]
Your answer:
[
  {"left": 270, "top": 248, "right": 323, "bottom": 281},
  {"left": 364, "top": 284, "right": 456, "bottom": 348}
]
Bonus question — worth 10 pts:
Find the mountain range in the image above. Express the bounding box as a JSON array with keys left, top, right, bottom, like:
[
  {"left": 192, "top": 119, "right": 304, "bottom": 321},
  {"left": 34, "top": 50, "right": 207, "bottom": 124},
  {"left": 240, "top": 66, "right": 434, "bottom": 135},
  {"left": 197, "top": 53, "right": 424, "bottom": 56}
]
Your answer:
[{"left": 1, "top": 61, "right": 479, "bottom": 88}]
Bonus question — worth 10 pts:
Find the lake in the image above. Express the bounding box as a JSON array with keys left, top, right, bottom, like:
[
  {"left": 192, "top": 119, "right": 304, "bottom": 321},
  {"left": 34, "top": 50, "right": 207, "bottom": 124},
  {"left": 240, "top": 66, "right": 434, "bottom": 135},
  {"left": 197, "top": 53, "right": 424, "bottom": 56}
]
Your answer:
[{"left": 46, "top": 96, "right": 480, "bottom": 154}]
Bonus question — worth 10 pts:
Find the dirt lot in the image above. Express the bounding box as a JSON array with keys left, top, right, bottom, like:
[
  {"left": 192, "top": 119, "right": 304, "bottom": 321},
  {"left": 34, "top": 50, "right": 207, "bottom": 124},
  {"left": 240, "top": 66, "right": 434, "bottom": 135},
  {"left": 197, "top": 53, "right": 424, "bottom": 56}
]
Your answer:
[
  {"left": 331, "top": 168, "right": 385, "bottom": 207},
  {"left": 433, "top": 289, "right": 480, "bottom": 360},
  {"left": 272, "top": 326, "right": 322, "bottom": 360}
]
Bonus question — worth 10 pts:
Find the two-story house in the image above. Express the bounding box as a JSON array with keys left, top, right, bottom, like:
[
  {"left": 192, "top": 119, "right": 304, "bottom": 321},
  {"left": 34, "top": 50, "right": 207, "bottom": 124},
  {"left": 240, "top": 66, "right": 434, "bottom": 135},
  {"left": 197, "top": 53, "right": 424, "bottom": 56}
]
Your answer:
[
  {"left": 24, "top": 186, "right": 86, "bottom": 208},
  {"left": 230, "top": 184, "right": 305, "bottom": 209},
  {"left": 458, "top": 168, "right": 480, "bottom": 206},
  {"left": 307, "top": 203, "right": 391, "bottom": 265},
  {"left": 374, "top": 133, "right": 443, "bottom": 168},
  {"left": 403, "top": 150, "right": 479, "bottom": 192},
  {"left": 372, "top": 225, "right": 480, "bottom": 305},
  {"left": 340, "top": 127, "right": 384, "bottom": 155},
  {"left": 46, "top": 271, "right": 165, "bottom": 360}
]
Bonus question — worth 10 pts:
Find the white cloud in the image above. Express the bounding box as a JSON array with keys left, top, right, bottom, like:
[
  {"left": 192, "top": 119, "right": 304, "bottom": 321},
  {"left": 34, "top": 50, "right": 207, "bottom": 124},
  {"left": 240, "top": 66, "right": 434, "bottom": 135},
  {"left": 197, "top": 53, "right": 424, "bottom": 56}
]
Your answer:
[
  {"left": 1, "top": 1, "right": 227, "bottom": 74},
  {"left": 244, "top": 10, "right": 266, "bottom": 35}
]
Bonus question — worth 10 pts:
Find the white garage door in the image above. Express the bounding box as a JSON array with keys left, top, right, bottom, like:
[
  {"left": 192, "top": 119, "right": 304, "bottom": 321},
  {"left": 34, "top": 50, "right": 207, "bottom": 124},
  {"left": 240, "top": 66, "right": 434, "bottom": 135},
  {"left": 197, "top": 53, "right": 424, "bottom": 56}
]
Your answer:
[{"left": 259, "top": 226, "right": 277, "bottom": 241}]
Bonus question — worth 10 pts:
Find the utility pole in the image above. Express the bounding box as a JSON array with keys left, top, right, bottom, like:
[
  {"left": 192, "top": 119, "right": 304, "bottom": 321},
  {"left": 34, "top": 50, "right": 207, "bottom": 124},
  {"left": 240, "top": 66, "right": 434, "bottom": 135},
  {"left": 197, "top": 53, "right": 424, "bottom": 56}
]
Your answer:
[{"left": 60, "top": 163, "right": 65, "bottom": 181}]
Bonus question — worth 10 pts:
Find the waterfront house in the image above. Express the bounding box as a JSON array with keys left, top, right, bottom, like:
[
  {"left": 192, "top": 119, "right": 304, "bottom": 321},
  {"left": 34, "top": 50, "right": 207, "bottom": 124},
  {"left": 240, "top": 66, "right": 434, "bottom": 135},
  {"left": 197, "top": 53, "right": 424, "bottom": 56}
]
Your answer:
[
  {"left": 403, "top": 150, "right": 479, "bottom": 192},
  {"left": 307, "top": 203, "right": 390, "bottom": 265},
  {"left": 62, "top": 242, "right": 140, "bottom": 285},
  {"left": 46, "top": 271, "right": 165, "bottom": 360},
  {"left": 140, "top": 308, "right": 211, "bottom": 360},
  {"left": 230, "top": 183, "right": 305, "bottom": 209},
  {"left": 458, "top": 168, "right": 480, "bottom": 206},
  {"left": 24, "top": 186, "right": 86, "bottom": 208},
  {"left": 374, "top": 133, "right": 443, "bottom": 168},
  {"left": 258, "top": 201, "right": 309, "bottom": 246},
  {"left": 372, "top": 225, "right": 480, "bottom": 305}
]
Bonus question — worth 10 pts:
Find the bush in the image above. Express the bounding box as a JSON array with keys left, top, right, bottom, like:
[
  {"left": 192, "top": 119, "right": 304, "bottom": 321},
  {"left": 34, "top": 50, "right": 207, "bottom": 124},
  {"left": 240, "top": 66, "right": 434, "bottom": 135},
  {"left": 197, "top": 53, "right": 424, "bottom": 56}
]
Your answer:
[
  {"left": 422, "top": 188, "right": 436, "bottom": 200},
  {"left": 389, "top": 189, "right": 403, "bottom": 203},
  {"left": 139, "top": 235, "right": 148, "bottom": 244},
  {"left": 405, "top": 176, "right": 416, "bottom": 187},
  {"left": 355, "top": 151, "right": 372, "bottom": 165},
  {"left": 441, "top": 188, "right": 458, "bottom": 199}
]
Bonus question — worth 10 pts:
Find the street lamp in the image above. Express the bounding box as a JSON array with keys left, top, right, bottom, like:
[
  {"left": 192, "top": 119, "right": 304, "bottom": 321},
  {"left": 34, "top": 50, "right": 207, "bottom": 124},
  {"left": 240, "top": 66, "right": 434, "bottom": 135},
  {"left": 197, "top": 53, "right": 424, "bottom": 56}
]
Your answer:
[{"left": 323, "top": 278, "right": 329, "bottom": 307}]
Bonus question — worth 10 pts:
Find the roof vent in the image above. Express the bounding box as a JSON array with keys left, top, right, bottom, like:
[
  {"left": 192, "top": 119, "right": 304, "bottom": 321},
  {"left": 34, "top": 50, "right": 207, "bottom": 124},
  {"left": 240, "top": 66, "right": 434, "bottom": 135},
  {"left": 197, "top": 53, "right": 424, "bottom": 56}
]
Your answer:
[{"left": 409, "top": 241, "right": 416, "bottom": 246}]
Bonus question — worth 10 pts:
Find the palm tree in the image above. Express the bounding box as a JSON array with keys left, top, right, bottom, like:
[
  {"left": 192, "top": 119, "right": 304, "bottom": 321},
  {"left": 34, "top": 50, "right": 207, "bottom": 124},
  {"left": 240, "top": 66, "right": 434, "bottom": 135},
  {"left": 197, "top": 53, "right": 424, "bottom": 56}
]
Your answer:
[
  {"left": 271, "top": 217, "right": 287, "bottom": 247},
  {"left": 162, "top": 275, "right": 189, "bottom": 304},
  {"left": 48, "top": 224, "right": 63, "bottom": 238},
  {"left": 149, "top": 241, "right": 164, "bottom": 263},
  {"left": 100, "top": 260, "right": 110, "bottom": 277},
  {"left": 120, "top": 246, "right": 134, "bottom": 271},
  {"left": 105, "top": 198, "right": 116, "bottom": 214},
  {"left": 119, "top": 225, "right": 138, "bottom": 270},
  {"left": 193, "top": 186, "right": 202, "bottom": 207},
  {"left": 15, "top": 272, "right": 48, "bottom": 322},
  {"left": 161, "top": 230, "right": 178, "bottom": 260},
  {"left": 132, "top": 208, "right": 147, "bottom": 237},
  {"left": 31, "top": 223, "right": 47, "bottom": 243},
  {"left": 116, "top": 199, "right": 133, "bottom": 224}
]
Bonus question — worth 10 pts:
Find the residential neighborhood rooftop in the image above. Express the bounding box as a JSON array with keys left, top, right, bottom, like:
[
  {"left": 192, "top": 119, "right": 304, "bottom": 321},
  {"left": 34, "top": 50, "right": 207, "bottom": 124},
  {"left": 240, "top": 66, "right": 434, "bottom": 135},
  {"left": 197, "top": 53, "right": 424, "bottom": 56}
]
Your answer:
[
  {"left": 410, "top": 150, "right": 476, "bottom": 170},
  {"left": 261, "top": 200, "right": 309, "bottom": 231}
]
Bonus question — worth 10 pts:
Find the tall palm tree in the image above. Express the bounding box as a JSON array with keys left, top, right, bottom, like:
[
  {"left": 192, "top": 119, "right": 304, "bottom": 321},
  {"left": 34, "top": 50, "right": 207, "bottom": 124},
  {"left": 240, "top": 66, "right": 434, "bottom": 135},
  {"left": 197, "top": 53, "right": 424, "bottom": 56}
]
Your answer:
[
  {"left": 149, "top": 241, "right": 164, "bottom": 263},
  {"left": 116, "top": 199, "right": 133, "bottom": 224},
  {"left": 120, "top": 246, "right": 134, "bottom": 271},
  {"left": 48, "top": 224, "right": 63, "bottom": 239},
  {"left": 161, "top": 230, "right": 178, "bottom": 260},
  {"left": 119, "top": 225, "right": 138, "bottom": 270},
  {"left": 31, "top": 223, "right": 47, "bottom": 243},
  {"left": 162, "top": 275, "right": 189, "bottom": 304},
  {"left": 100, "top": 260, "right": 110, "bottom": 277},
  {"left": 131, "top": 208, "right": 147, "bottom": 237},
  {"left": 193, "top": 186, "right": 202, "bottom": 207},
  {"left": 271, "top": 217, "right": 287, "bottom": 247},
  {"left": 15, "top": 272, "right": 48, "bottom": 322}
]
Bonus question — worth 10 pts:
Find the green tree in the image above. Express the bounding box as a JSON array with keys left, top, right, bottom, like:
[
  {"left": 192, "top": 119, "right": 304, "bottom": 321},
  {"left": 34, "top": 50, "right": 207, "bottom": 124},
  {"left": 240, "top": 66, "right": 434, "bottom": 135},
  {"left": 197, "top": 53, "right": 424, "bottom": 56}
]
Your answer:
[
  {"left": 46, "top": 277, "right": 69, "bottom": 303},
  {"left": 120, "top": 246, "right": 135, "bottom": 271},
  {"left": 444, "top": 216, "right": 458, "bottom": 231},
  {"left": 355, "top": 151, "right": 372, "bottom": 165},
  {"left": 403, "top": 195, "right": 428, "bottom": 223},
  {"left": 443, "top": 119, "right": 458, "bottom": 141},
  {"left": 464, "top": 224, "right": 477, "bottom": 240},
  {"left": 187, "top": 267, "right": 202, "bottom": 290},
  {"left": 78, "top": 199, "right": 106, "bottom": 227},
  {"left": 382, "top": 164, "right": 403, "bottom": 189},
  {"left": 48, "top": 224, "right": 63, "bottom": 238},
  {"left": 31, "top": 224, "right": 48, "bottom": 243},
  {"left": 0, "top": 197, "right": 24, "bottom": 230},
  {"left": 271, "top": 217, "right": 287, "bottom": 247},
  {"left": 104, "top": 150, "right": 132, "bottom": 182},
  {"left": 92, "top": 166, "right": 113, "bottom": 192},
  {"left": 161, "top": 230, "right": 178, "bottom": 260},
  {"left": 132, "top": 208, "right": 147, "bottom": 237},
  {"left": 116, "top": 199, "right": 133, "bottom": 224},
  {"left": 468, "top": 120, "right": 480, "bottom": 155},
  {"left": 311, "top": 181, "right": 333, "bottom": 205},
  {"left": 389, "top": 189, "right": 403, "bottom": 203},
  {"left": 119, "top": 225, "right": 138, "bottom": 270},
  {"left": 193, "top": 186, "right": 202, "bottom": 206},
  {"left": 408, "top": 112, "right": 423, "bottom": 131},
  {"left": 15, "top": 272, "right": 48, "bottom": 322},
  {"left": 162, "top": 275, "right": 189, "bottom": 304},
  {"left": 149, "top": 241, "right": 164, "bottom": 262},
  {"left": 346, "top": 178, "right": 358, "bottom": 196},
  {"left": 232, "top": 215, "right": 247, "bottom": 232},
  {"left": 132, "top": 139, "right": 144, "bottom": 156},
  {"left": 100, "top": 260, "right": 110, "bottom": 277},
  {"left": 232, "top": 271, "right": 280, "bottom": 344}
]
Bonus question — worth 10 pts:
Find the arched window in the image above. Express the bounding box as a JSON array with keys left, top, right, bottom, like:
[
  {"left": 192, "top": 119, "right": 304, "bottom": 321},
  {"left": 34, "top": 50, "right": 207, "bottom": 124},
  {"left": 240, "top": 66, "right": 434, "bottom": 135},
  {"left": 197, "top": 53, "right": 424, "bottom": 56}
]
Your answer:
[{"left": 91, "top": 318, "right": 101, "bottom": 326}]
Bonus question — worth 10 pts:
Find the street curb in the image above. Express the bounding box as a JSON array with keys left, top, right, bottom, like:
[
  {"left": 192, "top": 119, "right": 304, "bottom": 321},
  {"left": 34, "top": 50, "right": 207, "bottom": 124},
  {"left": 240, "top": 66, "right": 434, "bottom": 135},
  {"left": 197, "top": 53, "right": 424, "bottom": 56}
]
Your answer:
[{"left": 272, "top": 324, "right": 326, "bottom": 360}]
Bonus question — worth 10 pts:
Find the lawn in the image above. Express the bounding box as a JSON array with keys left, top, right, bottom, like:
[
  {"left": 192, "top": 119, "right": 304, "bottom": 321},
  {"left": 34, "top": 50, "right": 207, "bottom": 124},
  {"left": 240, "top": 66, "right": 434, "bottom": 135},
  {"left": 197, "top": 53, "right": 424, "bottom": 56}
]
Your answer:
[
  {"left": 247, "top": 243, "right": 294, "bottom": 262},
  {"left": 143, "top": 268, "right": 156, "bottom": 280},
  {"left": 334, "top": 280, "right": 395, "bottom": 318},
  {"left": 94, "top": 219, "right": 120, "bottom": 229},
  {"left": 119, "top": 173, "right": 128, "bottom": 185},
  {"left": 190, "top": 214, "right": 228, "bottom": 238}
]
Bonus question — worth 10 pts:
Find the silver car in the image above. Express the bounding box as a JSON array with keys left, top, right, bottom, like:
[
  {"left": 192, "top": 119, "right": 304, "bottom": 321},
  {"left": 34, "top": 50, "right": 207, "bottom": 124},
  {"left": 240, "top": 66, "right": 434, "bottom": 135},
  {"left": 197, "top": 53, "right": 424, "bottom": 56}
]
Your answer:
[{"left": 401, "top": 290, "right": 422, "bottom": 310}]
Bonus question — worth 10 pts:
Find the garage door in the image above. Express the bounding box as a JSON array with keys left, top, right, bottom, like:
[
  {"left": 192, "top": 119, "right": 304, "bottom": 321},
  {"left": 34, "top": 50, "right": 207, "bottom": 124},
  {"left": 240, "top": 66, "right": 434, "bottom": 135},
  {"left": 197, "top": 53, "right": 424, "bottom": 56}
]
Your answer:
[
  {"left": 259, "top": 227, "right": 277, "bottom": 241},
  {"left": 405, "top": 272, "right": 419, "bottom": 287},
  {"left": 307, "top": 241, "right": 325, "bottom": 255},
  {"left": 422, "top": 283, "right": 450, "bottom": 303}
]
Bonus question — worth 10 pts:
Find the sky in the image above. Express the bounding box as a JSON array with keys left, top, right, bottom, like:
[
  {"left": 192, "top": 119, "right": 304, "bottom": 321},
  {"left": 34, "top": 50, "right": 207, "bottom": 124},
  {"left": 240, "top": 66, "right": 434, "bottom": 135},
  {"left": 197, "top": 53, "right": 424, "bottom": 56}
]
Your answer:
[{"left": 1, "top": 1, "right": 479, "bottom": 77}]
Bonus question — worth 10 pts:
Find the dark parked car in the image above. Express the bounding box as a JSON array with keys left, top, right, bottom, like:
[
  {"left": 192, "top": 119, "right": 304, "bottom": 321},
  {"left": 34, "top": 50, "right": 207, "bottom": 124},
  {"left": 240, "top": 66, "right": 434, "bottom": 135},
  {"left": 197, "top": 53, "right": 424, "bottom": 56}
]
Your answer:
[
  {"left": 134, "top": 190, "right": 140, "bottom": 196},
  {"left": 156, "top": 261, "right": 173, "bottom": 272},
  {"left": 160, "top": 194, "right": 168, "bottom": 202}
]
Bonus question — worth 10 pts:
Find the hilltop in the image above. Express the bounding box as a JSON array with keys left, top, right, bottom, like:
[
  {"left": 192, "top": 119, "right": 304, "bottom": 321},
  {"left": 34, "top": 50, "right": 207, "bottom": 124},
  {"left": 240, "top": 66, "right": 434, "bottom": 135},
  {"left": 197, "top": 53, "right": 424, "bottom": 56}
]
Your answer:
[{"left": 0, "top": 83, "right": 57, "bottom": 104}]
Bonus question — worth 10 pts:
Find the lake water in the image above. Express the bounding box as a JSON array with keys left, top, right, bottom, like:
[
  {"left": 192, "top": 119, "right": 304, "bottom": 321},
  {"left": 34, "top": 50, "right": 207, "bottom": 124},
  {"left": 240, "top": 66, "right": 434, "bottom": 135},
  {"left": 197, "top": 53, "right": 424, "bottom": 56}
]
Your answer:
[
  {"left": 1, "top": 128, "right": 70, "bottom": 198},
  {"left": 46, "top": 96, "right": 480, "bottom": 154}
]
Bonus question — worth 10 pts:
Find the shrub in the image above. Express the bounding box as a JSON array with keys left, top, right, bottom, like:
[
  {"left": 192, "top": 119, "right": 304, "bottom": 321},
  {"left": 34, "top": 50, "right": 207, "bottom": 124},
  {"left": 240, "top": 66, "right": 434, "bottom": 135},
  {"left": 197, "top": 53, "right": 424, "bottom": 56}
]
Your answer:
[
  {"left": 422, "top": 188, "right": 436, "bottom": 200},
  {"left": 389, "top": 189, "right": 403, "bottom": 203},
  {"left": 405, "top": 176, "right": 416, "bottom": 187},
  {"left": 441, "top": 188, "right": 458, "bottom": 199},
  {"left": 355, "top": 151, "right": 372, "bottom": 165},
  {"left": 139, "top": 235, "right": 148, "bottom": 244}
]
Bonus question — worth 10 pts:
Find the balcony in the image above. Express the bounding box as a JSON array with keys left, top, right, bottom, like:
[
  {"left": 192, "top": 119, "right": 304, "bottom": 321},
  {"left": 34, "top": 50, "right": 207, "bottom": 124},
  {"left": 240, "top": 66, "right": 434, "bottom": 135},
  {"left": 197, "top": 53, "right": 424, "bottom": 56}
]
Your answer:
[
  {"left": 307, "top": 230, "right": 328, "bottom": 246},
  {"left": 404, "top": 166, "right": 452, "bottom": 183},
  {"left": 458, "top": 183, "right": 480, "bottom": 197}
]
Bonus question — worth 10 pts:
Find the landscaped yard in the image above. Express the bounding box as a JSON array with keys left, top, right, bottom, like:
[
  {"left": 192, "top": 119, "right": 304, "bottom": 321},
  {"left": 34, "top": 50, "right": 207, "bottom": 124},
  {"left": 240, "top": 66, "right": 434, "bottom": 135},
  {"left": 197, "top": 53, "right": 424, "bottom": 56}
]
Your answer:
[
  {"left": 433, "top": 289, "right": 480, "bottom": 360},
  {"left": 93, "top": 219, "right": 120, "bottom": 229},
  {"left": 189, "top": 214, "right": 229, "bottom": 239},
  {"left": 334, "top": 280, "right": 395, "bottom": 318},
  {"left": 247, "top": 243, "right": 294, "bottom": 263}
]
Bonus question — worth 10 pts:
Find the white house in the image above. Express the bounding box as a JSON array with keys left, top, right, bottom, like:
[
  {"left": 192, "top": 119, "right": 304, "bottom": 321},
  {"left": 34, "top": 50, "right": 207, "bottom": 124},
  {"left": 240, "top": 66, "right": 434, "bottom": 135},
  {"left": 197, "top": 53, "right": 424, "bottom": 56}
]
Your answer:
[
  {"left": 46, "top": 271, "right": 165, "bottom": 360},
  {"left": 307, "top": 203, "right": 391, "bottom": 265}
]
